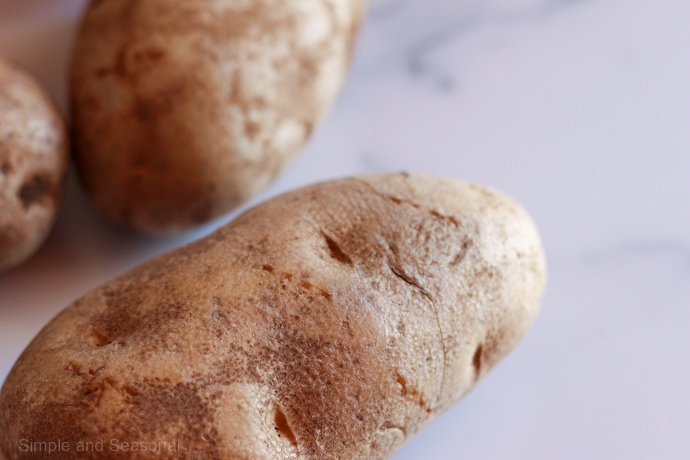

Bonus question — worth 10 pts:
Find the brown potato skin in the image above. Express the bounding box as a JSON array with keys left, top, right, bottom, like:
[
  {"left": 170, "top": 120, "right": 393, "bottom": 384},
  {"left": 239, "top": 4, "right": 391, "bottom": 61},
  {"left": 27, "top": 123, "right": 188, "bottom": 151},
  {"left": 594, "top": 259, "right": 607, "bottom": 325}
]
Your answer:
[
  {"left": 0, "top": 174, "right": 546, "bottom": 459},
  {"left": 0, "top": 57, "right": 69, "bottom": 273},
  {"left": 71, "top": 0, "right": 368, "bottom": 235}
]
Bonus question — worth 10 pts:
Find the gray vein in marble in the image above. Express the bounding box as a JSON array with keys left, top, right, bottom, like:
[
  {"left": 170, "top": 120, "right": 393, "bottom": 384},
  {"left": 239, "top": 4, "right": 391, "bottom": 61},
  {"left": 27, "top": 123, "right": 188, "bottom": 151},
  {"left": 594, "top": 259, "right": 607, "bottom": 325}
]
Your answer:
[{"left": 404, "top": 0, "right": 590, "bottom": 91}]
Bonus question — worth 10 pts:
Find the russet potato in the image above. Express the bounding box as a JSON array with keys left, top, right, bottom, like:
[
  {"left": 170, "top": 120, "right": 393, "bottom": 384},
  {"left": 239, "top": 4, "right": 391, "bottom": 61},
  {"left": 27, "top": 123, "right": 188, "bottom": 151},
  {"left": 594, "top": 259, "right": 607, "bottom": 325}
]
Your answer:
[
  {"left": 71, "top": 0, "right": 368, "bottom": 234},
  {"left": 0, "top": 57, "right": 69, "bottom": 273},
  {"left": 0, "top": 173, "right": 545, "bottom": 459}
]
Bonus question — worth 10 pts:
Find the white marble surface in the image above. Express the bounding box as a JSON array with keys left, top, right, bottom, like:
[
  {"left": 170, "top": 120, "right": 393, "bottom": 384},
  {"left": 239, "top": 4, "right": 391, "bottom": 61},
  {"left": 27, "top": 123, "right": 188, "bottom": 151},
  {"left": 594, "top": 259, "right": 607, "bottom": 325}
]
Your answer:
[{"left": 1, "top": 0, "right": 689, "bottom": 458}]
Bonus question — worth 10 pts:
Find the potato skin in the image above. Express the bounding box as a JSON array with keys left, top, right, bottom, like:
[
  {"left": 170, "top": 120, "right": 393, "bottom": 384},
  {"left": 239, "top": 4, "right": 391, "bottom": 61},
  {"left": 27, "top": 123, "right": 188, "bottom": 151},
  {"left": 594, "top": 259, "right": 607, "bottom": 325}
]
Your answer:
[
  {"left": 0, "top": 173, "right": 546, "bottom": 459},
  {"left": 71, "top": 0, "right": 367, "bottom": 235},
  {"left": 0, "top": 57, "right": 69, "bottom": 273}
]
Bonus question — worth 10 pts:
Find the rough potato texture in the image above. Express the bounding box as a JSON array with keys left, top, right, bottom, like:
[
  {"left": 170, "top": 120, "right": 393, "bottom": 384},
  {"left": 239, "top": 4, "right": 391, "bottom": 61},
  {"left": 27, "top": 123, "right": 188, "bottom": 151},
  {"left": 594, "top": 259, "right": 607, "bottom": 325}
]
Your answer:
[
  {"left": 0, "top": 57, "right": 69, "bottom": 273},
  {"left": 71, "top": 0, "right": 367, "bottom": 234},
  {"left": 0, "top": 174, "right": 546, "bottom": 459}
]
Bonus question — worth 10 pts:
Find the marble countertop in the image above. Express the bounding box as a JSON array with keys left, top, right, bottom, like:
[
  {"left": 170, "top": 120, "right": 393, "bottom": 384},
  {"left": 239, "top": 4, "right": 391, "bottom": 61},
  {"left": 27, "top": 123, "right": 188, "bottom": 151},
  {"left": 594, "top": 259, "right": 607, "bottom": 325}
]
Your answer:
[{"left": 1, "top": 0, "right": 689, "bottom": 458}]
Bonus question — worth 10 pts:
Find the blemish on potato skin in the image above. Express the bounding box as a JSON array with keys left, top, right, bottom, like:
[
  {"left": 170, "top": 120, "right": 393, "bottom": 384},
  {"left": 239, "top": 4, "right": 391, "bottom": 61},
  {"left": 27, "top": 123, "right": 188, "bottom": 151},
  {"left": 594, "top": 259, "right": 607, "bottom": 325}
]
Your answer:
[
  {"left": 17, "top": 174, "right": 52, "bottom": 209},
  {"left": 322, "top": 231, "right": 353, "bottom": 265},
  {"left": 88, "top": 331, "right": 110, "bottom": 347},
  {"left": 472, "top": 344, "right": 483, "bottom": 380},
  {"left": 124, "top": 385, "right": 140, "bottom": 397},
  {"left": 274, "top": 405, "right": 298, "bottom": 448},
  {"left": 299, "top": 280, "right": 312, "bottom": 290},
  {"left": 451, "top": 239, "right": 472, "bottom": 266},
  {"left": 136, "top": 48, "right": 166, "bottom": 62}
]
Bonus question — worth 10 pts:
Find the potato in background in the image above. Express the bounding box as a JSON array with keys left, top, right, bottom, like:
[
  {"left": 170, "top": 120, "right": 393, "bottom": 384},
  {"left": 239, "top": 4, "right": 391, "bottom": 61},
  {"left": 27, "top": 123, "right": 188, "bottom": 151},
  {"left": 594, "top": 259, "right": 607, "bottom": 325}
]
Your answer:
[
  {"left": 0, "top": 56, "right": 69, "bottom": 273},
  {"left": 71, "top": 0, "right": 368, "bottom": 235}
]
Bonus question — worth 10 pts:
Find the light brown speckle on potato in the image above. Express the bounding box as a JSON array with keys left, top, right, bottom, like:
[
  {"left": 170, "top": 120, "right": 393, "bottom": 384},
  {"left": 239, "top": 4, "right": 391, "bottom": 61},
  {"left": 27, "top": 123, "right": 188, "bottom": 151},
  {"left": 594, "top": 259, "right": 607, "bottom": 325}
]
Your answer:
[{"left": 0, "top": 174, "right": 546, "bottom": 459}]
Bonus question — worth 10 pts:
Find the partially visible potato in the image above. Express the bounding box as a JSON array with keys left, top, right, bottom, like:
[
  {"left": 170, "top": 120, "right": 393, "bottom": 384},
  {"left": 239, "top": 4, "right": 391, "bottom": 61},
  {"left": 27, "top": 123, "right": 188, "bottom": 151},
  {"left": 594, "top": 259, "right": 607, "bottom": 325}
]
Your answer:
[
  {"left": 0, "top": 173, "right": 545, "bottom": 459},
  {"left": 71, "top": 0, "right": 368, "bottom": 235},
  {"left": 0, "top": 57, "right": 69, "bottom": 273}
]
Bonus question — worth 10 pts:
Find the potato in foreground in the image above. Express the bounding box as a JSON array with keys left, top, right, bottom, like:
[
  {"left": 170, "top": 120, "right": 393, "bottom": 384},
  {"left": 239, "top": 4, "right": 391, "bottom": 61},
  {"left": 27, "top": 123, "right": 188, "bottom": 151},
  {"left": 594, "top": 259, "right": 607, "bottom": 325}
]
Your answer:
[
  {"left": 71, "top": 0, "right": 367, "bottom": 234},
  {"left": 0, "top": 174, "right": 546, "bottom": 459},
  {"left": 0, "top": 57, "right": 69, "bottom": 273}
]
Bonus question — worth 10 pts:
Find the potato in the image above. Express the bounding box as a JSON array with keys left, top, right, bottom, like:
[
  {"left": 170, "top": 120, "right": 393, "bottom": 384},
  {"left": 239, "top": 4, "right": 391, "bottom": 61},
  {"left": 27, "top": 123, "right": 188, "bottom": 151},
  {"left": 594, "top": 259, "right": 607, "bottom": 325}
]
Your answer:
[
  {"left": 71, "top": 0, "right": 368, "bottom": 235},
  {"left": 0, "top": 173, "right": 546, "bottom": 459},
  {"left": 0, "top": 57, "right": 69, "bottom": 273}
]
